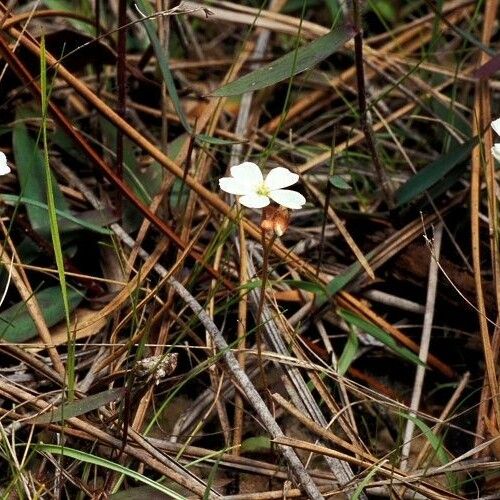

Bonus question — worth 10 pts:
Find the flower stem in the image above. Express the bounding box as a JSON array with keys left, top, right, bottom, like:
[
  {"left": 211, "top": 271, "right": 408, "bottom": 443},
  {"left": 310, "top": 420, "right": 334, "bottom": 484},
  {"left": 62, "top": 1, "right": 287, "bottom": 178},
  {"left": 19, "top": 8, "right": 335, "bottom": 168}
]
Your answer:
[{"left": 256, "top": 228, "right": 276, "bottom": 392}]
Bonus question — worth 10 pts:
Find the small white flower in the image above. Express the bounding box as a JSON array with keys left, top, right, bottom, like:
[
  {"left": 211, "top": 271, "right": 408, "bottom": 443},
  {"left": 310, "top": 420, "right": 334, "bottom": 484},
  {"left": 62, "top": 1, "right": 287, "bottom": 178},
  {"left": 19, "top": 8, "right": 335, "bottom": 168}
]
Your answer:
[
  {"left": 492, "top": 118, "right": 500, "bottom": 136},
  {"left": 0, "top": 152, "right": 10, "bottom": 176},
  {"left": 492, "top": 118, "right": 500, "bottom": 162},
  {"left": 493, "top": 144, "right": 500, "bottom": 163},
  {"left": 219, "top": 162, "right": 306, "bottom": 209}
]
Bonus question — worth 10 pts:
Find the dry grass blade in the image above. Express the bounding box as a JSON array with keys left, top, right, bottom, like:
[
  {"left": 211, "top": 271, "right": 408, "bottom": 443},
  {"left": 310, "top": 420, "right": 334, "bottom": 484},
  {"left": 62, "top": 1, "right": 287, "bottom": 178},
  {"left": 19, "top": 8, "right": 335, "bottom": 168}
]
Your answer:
[{"left": 0, "top": 1, "right": 499, "bottom": 498}]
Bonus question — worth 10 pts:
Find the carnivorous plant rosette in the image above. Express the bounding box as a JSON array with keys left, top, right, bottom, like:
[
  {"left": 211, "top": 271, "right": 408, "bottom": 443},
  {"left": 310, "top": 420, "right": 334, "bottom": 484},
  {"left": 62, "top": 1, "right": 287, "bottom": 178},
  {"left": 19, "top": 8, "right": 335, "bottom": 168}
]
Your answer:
[{"left": 219, "top": 162, "right": 306, "bottom": 209}]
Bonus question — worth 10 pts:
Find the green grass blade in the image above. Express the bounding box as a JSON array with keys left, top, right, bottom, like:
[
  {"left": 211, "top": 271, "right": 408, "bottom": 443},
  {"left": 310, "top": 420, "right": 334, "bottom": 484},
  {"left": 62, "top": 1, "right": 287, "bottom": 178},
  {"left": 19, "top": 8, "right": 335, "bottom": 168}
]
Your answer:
[
  {"left": 135, "top": 0, "right": 192, "bottom": 133},
  {"left": 352, "top": 459, "right": 388, "bottom": 500},
  {"left": 337, "top": 327, "right": 359, "bottom": 375},
  {"left": 395, "top": 137, "right": 477, "bottom": 207},
  {"left": 398, "top": 412, "right": 458, "bottom": 491},
  {"left": 29, "top": 388, "right": 126, "bottom": 424},
  {"left": 1, "top": 195, "right": 113, "bottom": 235},
  {"left": 212, "top": 24, "right": 355, "bottom": 97},
  {"left": 338, "top": 309, "right": 424, "bottom": 366},
  {"left": 40, "top": 37, "right": 74, "bottom": 396},
  {"left": 36, "top": 444, "right": 186, "bottom": 499}
]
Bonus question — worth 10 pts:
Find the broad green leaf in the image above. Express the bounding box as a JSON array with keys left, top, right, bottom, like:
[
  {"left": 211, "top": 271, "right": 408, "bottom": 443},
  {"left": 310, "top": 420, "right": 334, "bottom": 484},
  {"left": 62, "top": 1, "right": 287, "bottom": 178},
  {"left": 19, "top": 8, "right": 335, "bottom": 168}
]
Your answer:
[
  {"left": 36, "top": 445, "right": 185, "bottom": 499},
  {"left": 337, "top": 328, "right": 358, "bottom": 375},
  {"left": 135, "top": 0, "right": 191, "bottom": 133},
  {"left": 212, "top": 24, "right": 355, "bottom": 97},
  {"left": 1, "top": 195, "right": 113, "bottom": 235},
  {"left": 13, "top": 111, "right": 69, "bottom": 236},
  {"left": 330, "top": 175, "right": 351, "bottom": 190},
  {"left": 0, "top": 286, "right": 84, "bottom": 342},
  {"left": 398, "top": 412, "right": 458, "bottom": 491},
  {"left": 395, "top": 137, "right": 477, "bottom": 207},
  {"left": 29, "top": 388, "right": 125, "bottom": 424},
  {"left": 338, "top": 309, "right": 424, "bottom": 367}
]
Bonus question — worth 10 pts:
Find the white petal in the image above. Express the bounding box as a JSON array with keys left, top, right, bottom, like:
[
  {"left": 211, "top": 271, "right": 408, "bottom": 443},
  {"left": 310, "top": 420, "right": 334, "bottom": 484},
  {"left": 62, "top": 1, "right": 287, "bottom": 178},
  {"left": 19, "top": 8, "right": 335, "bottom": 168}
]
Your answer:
[
  {"left": 0, "top": 152, "right": 10, "bottom": 176},
  {"left": 269, "top": 189, "right": 306, "bottom": 209},
  {"left": 219, "top": 176, "right": 251, "bottom": 195},
  {"left": 492, "top": 144, "right": 500, "bottom": 162},
  {"left": 230, "top": 162, "right": 263, "bottom": 186},
  {"left": 492, "top": 118, "right": 500, "bottom": 137},
  {"left": 238, "top": 193, "right": 270, "bottom": 208},
  {"left": 264, "top": 167, "right": 299, "bottom": 190}
]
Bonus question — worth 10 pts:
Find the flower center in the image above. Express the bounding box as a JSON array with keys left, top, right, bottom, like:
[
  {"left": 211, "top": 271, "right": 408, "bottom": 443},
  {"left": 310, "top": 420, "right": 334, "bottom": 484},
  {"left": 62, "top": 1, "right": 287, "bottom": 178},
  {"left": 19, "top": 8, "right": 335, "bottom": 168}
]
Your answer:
[{"left": 256, "top": 183, "right": 270, "bottom": 196}]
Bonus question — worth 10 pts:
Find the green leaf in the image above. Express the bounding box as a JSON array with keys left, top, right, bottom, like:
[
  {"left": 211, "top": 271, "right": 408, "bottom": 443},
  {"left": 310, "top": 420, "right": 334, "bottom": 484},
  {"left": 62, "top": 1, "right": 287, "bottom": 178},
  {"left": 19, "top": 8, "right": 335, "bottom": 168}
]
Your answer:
[
  {"left": 43, "top": 0, "right": 94, "bottom": 34},
  {"left": 212, "top": 24, "right": 355, "bottom": 97},
  {"left": 352, "top": 459, "right": 387, "bottom": 499},
  {"left": 337, "top": 328, "right": 358, "bottom": 375},
  {"left": 0, "top": 286, "right": 84, "bottom": 342},
  {"left": 372, "top": 0, "right": 396, "bottom": 22},
  {"left": 338, "top": 309, "right": 424, "bottom": 367},
  {"left": 398, "top": 412, "right": 458, "bottom": 491},
  {"left": 330, "top": 175, "right": 351, "bottom": 190},
  {"left": 281, "top": 279, "right": 326, "bottom": 296},
  {"left": 195, "top": 134, "right": 247, "bottom": 146},
  {"left": 13, "top": 110, "right": 69, "bottom": 237},
  {"left": 135, "top": 0, "right": 191, "bottom": 133},
  {"left": 36, "top": 445, "right": 186, "bottom": 499},
  {"left": 29, "top": 388, "right": 125, "bottom": 424},
  {"left": 1, "top": 195, "right": 113, "bottom": 235},
  {"left": 395, "top": 137, "right": 477, "bottom": 207},
  {"left": 170, "top": 177, "right": 190, "bottom": 212},
  {"left": 240, "top": 436, "right": 271, "bottom": 454}
]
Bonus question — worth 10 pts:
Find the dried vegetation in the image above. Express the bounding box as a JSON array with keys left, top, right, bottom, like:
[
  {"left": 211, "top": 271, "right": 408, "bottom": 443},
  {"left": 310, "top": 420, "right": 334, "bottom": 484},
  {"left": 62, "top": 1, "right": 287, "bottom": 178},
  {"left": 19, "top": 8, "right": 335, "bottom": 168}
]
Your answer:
[{"left": 0, "top": 0, "right": 499, "bottom": 498}]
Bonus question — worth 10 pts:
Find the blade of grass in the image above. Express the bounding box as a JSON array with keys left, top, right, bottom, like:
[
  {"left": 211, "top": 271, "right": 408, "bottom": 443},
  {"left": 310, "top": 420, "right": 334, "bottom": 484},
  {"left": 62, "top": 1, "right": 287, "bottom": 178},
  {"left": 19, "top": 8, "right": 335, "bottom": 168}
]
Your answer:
[
  {"left": 395, "top": 136, "right": 478, "bottom": 207},
  {"left": 1, "top": 195, "right": 113, "bottom": 235},
  {"left": 36, "top": 444, "right": 186, "bottom": 499},
  {"left": 40, "top": 37, "right": 74, "bottom": 397},
  {"left": 135, "top": 0, "right": 191, "bottom": 133},
  {"left": 338, "top": 308, "right": 425, "bottom": 367},
  {"left": 212, "top": 23, "right": 355, "bottom": 96},
  {"left": 29, "top": 388, "right": 126, "bottom": 424}
]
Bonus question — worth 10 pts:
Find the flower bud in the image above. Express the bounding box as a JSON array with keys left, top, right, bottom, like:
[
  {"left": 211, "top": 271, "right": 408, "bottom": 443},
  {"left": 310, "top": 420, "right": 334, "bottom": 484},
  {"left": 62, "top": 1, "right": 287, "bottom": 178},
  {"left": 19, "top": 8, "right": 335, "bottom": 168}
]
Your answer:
[{"left": 260, "top": 206, "right": 290, "bottom": 238}]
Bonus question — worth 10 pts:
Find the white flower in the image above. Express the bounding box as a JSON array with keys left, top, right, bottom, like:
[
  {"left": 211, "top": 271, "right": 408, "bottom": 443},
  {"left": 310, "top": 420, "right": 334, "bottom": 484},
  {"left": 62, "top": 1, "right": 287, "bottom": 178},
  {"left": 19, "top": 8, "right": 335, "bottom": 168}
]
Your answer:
[
  {"left": 493, "top": 144, "right": 500, "bottom": 162},
  {"left": 219, "top": 162, "right": 306, "bottom": 209},
  {"left": 492, "top": 118, "right": 500, "bottom": 136},
  {"left": 0, "top": 152, "right": 10, "bottom": 176},
  {"left": 492, "top": 118, "right": 500, "bottom": 162}
]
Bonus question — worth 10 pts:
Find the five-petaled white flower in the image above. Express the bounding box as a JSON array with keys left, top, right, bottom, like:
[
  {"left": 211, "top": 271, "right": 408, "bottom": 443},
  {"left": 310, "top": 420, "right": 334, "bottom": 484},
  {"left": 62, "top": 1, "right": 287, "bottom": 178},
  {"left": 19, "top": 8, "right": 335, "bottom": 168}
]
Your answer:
[
  {"left": 0, "top": 152, "right": 10, "bottom": 176},
  {"left": 492, "top": 118, "right": 500, "bottom": 163},
  {"left": 219, "top": 162, "right": 306, "bottom": 209}
]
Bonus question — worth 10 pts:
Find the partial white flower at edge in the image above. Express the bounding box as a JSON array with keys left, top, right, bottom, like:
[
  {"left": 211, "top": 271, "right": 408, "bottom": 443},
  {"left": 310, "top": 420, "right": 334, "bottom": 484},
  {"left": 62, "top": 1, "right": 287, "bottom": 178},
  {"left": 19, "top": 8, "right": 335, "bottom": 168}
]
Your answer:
[
  {"left": 0, "top": 152, "right": 11, "bottom": 176},
  {"left": 492, "top": 118, "right": 500, "bottom": 162},
  {"left": 219, "top": 162, "right": 306, "bottom": 209}
]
